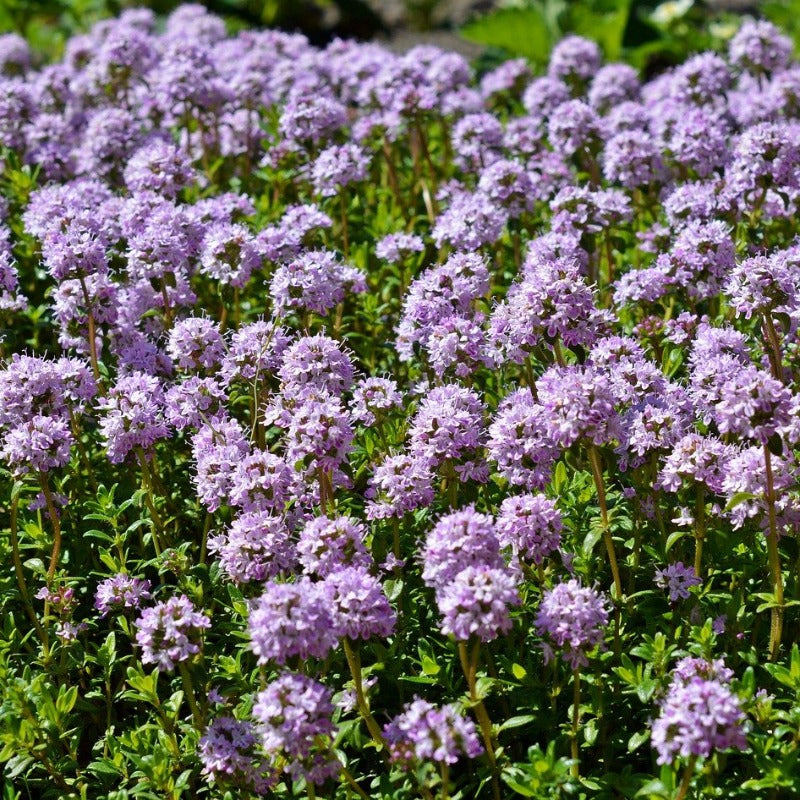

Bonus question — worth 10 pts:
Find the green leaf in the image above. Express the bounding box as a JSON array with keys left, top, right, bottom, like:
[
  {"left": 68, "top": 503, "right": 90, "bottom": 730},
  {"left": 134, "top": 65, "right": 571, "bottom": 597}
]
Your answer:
[
  {"left": 725, "top": 491, "right": 757, "bottom": 511},
  {"left": 665, "top": 529, "right": 689, "bottom": 553},
  {"left": 56, "top": 685, "right": 78, "bottom": 714},
  {"left": 553, "top": 460, "right": 568, "bottom": 494},
  {"left": 628, "top": 730, "right": 649, "bottom": 752},
  {"left": 511, "top": 663, "right": 527, "bottom": 681},
  {"left": 499, "top": 715, "right": 535, "bottom": 732},
  {"left": 420, "top": 655, "right": 440, "bottom": 676},
  {"left": 460, "top": 7, "right": 552, "bottom": 64}
]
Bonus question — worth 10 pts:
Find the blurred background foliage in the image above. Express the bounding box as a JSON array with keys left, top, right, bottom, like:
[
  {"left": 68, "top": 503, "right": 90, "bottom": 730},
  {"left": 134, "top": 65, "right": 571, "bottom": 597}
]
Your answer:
[{"left": 0, "top": 0, "right": 799, "bottom": 72}]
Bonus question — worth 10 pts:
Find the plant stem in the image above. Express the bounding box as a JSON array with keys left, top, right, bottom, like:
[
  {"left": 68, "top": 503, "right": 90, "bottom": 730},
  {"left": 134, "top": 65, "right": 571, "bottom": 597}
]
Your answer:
[
  {"left": 339, "top": 192, "right": 349, "bottom": 257},
  {"left": 40, "top": 477, "right": 62, "bottom": 583},
  {"left": 587, "top": 446, "right": 623, "bottom": 603},
  {"left": 342, "top": 638, "right": 387, "bottom": 755},
  {"left": 79, "top": 275, "right": 101, "bottom": 381},
  {"left": 694, "top": 486, "right": 705, "bottom": 579},
  {"left": 458, "top": 640, "right": 501, "bottom": 800},
  {"left": 440, "top": 762, "right": 450, "bottom": 800},
  {"left": 763, "top": 445, "right": 784, "bottom": 662},
  {"left": 178, "top": 662, "right": 204, "bottom": 729},
  {"left": 10, "top": 491, "right": 49, "bottom": 655},
  {"left": 763, "top": 314, "right": 783, "bottom": 382},
  {"left": 570, "top": 668, "right": 581, "bottom": 778},
  {"left": 340, "top": 765, "right": 370, "bottom": 800},
  {"left": 136, "top": 449, "right": 164, "bottom": 557},
  {"left": 676, "top": 755, "right": 698, "bottom": 800}
]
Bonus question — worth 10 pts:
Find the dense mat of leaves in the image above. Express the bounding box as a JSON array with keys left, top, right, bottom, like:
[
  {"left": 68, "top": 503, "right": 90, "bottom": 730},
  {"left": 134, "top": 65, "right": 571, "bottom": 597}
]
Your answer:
[{"left": 1, "top": 7, "right": 800, "bottom": 799}]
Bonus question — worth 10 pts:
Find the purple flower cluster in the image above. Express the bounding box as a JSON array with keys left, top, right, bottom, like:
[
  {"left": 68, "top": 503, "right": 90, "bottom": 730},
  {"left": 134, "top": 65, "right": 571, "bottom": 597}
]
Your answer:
[
  {"left": 94, "top": 574, "right": 152, "bottom": 616},
  {"left": 383, "top": 698, "right": 483, "bottom": 767},
  {"left": 252, "top": 672, "right": 339, "bottom": 785},
  {"left": 134, "top": 595, "right": 211, "bottom": 671},
  {"left": 651, "top": 660, "right": 747, "bottom": 765},
  {"left": 654, "top": 562, "right": 702, "bottom": 602},
  {"left": 535, "top": 580, "right": 609, "bottom": 668}
]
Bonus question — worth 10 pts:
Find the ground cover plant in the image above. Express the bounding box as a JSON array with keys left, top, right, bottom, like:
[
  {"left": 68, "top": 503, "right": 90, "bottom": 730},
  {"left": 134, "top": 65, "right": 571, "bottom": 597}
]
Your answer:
[{"left": 1, "top": 6, "right": 800, "bottom": 799}]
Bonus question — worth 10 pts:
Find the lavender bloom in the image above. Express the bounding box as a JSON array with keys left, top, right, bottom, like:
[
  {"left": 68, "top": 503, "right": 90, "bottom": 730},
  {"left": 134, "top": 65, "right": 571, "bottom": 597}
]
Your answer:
[
  {"left": 535, "top": 580, "right": 609, "bottom": 669},
  {"left": 450, "top": 113, "right": 504, "bottom": 170},
  {"left": 192, "top": 418, "right": 250, "bottom": 512},
  {"left": 548, "top": 35, "right": 601, "bottom": 88},
  {"left": 384, "top": 699, "right": 483, "bottom": 767},
  {"left": 94, "top": 574, "right": 152, "bottom": 616},
  {"left": 726, "top": 247, "right": 800, "bottom": 319},
  {"left": 278, "top": 334, "right": 355, "bottom": 400},
  {"left": 39, "top": 219, "right": 108, "bottom": 283},
  {"left": 208, "top": 511, "right": 296, "bottom": 584},
  {"left": 165, "top": 377, "right": 228, "bottom": 430},
  {"left": 322, "top": 566, "right": 396, "bottom": 640},
  {"left": 651, "top": 674, "right": 747, "bottom": 765},
  {"left": 711, "top": 365, "right": 792, "bottom": 445},
  {"left": 407, "top": 385, "right": 484, "bottom": 470},
  {"left": 476, "top": 159, "right": 535, "bottom": 217},
  {"left": 487, "top": 388, "right": 559, "bottom": 490},
  {"left": 729, "top": 19, "right": 793, "bottom": 75},
  {"left": 1, "top": 414, "right": 73, "bottom": 476},
  {"left": 663, "top": 180, "right": 735, "bottom": 228},
  {"left": 603, "top": 131, "right": 664, "bottom": 188},
  {"left": 654, "top": 563, "right": 702, "bottom": 602},
  {"left": 424, "top": 315, "right": 493, "bottom": 379},
  {"left": 551, "top": 185, "right": 632, "bottom": 235},
  {"left": 311, "top": 143, "right": 369, "bottom": 197},
  {"left": 396, "top": 253, "right": 489, "bottom": 361},
  {"left": 98, "top": 373, "right": 168, "bottom": 464},
  {"left": 726, "top": 122, "right": 800, "bottom": 206},
  {"left": 616, "top": 392, "right": 693, "bottom": 470},
  {"left": 432, "top": 190, "right": 508, "bottom": 251},
  {"left": 297, "top": 515, "right": 371, "bottom": 577},
  {"left": 199, "top": 223, "right": 262, "bottom": 288},
  {"left": 350, "top": 377, "right": 402, "bottom": 426},
  {"left": 248, "top": 577, "right": 337, "bottom": 665},
  {"left": 536, "top": 365, "right": 621, "bottom": 449},
  {"left": 365, "top": 453, "right": 435, "bottom": 520},
  {"left": 220, "top": 320, "right": 290, "bottom": 385},
  {"left": 480, "top": 58, "right": 530, "bottom": 100},
  {"left": 547, "top": 100, "right": 602, "bottom": 159},
  {"left": 253, "top": 673, "right": 338, "bottom": 785},
  {"left": 496, "top": 494, "right": 562, "bottom": 565},
  {"left": 199, "top": 716, "right": 275, "bottom": 794},
  {"left": 672, "top": 656, "right": 734, "bottom": 686},
  {"left": 657, "top": 105, "right": 731, "bottom": 179},
  {"left": 229, "top": 451, "right": 293, "bottom": 513},
  {"left": 270, "top": 250, "right": 367, "bottom": 317},
  {"left": 0, "top": 354, "right": 95, "bottom": 426},
  {"left": 421, "top": 506, "right": 503, "bottom": 592},
  {"left": 722, "top": 446, "right": 800, "bottom": 534},
  {"left": 522, "top": 76, "right": 571, "bottom": 124},
  {"left": 588, "top": 63, "right": 639, "bottom": 112},
  {"left": 124, "top": 140, "right": 195, "bottom": 197},
  {"left": 671, "top": 52, "right": 731, "bottom": 105},
  {"left": 75, "top": 108, "right": 144, "bottom": 181},
  {"left": 375, "top": 232, "right": 424, "bottom": 263},
  {"left": 0, "top": 33, "right": 30, "bottom": 76},
  {"left": 489, "top": 257, "right": 601, "bottom": 364},
  {"left": 135, "top": 595, "right": 211, "bottom": 672},
  {"left": 167, "top": 317, "right": 226, "bottom": 372},
  {"left": 284, "top": 391, "right": 354, "bottom": 475},
  {"left": 258, "top": 204, "right": 332, "bottom": 262},
  {"left": 437, "top": 565, "right": 520, "bottom": 642},
  {"left": 279, "top": 92, "right": 346, "bottom": 145}
]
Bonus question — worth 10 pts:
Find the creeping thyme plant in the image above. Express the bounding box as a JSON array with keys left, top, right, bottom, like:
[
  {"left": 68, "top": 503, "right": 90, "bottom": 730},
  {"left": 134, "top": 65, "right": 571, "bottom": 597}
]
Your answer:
[{"left": 1, "top": 8, "right": 800, "bottom": 799}]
